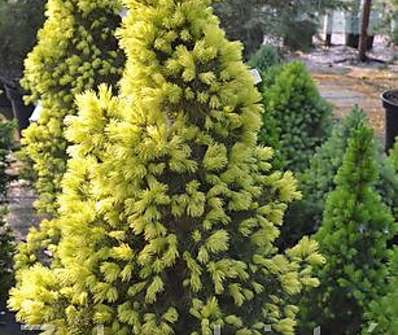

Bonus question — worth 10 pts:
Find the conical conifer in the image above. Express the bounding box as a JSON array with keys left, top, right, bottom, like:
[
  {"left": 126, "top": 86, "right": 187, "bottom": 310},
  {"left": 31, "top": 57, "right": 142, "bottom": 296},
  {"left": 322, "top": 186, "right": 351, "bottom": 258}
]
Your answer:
[
  {"left": 259, "top": 61, "right": 332, "bottom": 172},
  {"left": 10, "top": 1, "right": 325, "bottom": 334},
  {"left": 20, "top": 0, "right": 125, "bottom": 214},
  {"left": 300, "top": 125, "right": 397, "bottom": 334},
  {"left": 280, "top": 108, "right": 398, "bottom": 249}
]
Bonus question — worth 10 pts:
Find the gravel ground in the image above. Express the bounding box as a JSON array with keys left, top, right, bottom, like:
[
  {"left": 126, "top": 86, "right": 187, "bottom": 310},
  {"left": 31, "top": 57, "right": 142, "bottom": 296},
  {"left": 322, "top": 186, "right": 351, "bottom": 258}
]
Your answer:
[
  {"left": 2, "top": 178, "right": 43, "bottom": 334},
  {"left": 7, "top": 179, "right": 43, "bottom": 242},
  {"left": 295, "top": 34, "right": 398, "bottom": 140}
]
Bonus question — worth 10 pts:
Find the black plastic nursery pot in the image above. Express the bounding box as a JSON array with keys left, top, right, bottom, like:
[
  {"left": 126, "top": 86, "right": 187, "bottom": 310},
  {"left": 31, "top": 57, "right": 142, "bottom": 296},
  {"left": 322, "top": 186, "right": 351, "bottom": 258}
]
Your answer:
[{"left": 381, "top": 89, "right": 398, "bottom": 152}]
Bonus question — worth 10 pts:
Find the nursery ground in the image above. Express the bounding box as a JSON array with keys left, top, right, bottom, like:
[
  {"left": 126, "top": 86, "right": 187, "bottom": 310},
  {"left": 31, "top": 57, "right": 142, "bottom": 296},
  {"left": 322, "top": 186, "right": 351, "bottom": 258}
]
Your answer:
[{"left": 296, "top": 36, "right": 398, "bottom": 139}]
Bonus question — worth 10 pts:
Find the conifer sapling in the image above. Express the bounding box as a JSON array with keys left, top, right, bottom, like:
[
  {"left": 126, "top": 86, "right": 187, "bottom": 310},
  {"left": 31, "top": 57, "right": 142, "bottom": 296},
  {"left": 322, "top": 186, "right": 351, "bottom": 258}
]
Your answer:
[
  {"left": 281, "top": 108, "right": 398, "bottom": 249},
  {"left": 259, "top": 61, "right": 331, "bottom": 172},
  {"left": 300, "top": 124, "right": 397, "bottom": 334}
]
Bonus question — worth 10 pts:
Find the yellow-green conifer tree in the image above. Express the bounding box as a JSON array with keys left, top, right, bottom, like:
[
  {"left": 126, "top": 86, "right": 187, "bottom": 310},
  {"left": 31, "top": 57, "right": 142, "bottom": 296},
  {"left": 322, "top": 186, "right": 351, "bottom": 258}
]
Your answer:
[
  {"left": 20, "top": 0, "right": 124, "bottom": 214},
  {"left": 10, "top": 0, "right": 325, "bottom": 333}
]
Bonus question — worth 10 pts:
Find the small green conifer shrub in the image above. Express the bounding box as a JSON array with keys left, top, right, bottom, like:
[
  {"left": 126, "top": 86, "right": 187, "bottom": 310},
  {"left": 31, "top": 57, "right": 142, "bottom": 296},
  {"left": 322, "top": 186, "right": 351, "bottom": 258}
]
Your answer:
[
  {"left": 280, "top": 108, "right": 398, "bottom": 249},
  {"left": 259, "top": 61, "right": 332, "bottom": 172},
  {"left": 300, "top": 124, "right": 397, "bottom": 334},
  {"left": 248, "top": 45, "right": 283, "bottom": 74}
]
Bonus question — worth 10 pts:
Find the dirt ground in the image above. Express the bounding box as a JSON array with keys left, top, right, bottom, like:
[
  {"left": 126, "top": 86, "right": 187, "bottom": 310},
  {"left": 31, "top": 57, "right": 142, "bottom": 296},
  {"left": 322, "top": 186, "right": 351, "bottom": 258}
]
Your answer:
[{"left": 296, "top": 37, "right": 398, "bottom": 139}]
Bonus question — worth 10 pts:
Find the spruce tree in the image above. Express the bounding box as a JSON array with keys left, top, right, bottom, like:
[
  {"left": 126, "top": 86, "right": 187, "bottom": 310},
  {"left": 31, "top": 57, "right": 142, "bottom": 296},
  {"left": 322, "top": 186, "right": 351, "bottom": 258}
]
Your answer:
[
  {"left": 300, "top": 125, "right": 397, "bottom": 334},
  {"left": 280, "top": 108, "right": 398, "bottom": 249},
  {"left": 20, "top": 0, "right": 124, "bottom": 215},
  {"left": 10, "top": 1, "right": 325, "bottom": 333},
  {"left": 248, "top": 45, "right": 283, "bottom": 74},
  {"left": 259, "top": 61, "right": 332, "bottom": 172}
]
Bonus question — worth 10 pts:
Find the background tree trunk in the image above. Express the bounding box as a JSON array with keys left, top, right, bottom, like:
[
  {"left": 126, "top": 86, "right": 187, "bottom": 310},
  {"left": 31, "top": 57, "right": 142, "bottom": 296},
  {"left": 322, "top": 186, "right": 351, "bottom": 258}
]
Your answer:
[
  {"left": 324, "top": 12, "right": 334, "bottom": 47},
  {"left": 358, "top": 0, "right": 372, "bottom": 62},
  {"left": 3, "top": 83, "right": 33, "bottom": 134}
]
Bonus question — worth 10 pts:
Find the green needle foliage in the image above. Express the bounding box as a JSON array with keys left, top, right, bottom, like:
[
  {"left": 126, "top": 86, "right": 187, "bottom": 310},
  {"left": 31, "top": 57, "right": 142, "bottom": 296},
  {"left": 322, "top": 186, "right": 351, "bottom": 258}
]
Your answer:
[
  {"left": 300, "top": 124, "right": 397, "bottom": 335},
  {"left": 364, "top": 249, "right": 398, "bottom": 335},
  {"left": 0, "top": 119, "right": 15, "bottom": 196},
  {"left": 387, "top": 137, "right": 398, "bottom": 176},
  {"left": 0, "top": 206, "right": 14, "bottom": 309},
  {"left": 259, "top": 61, "right": 332, "bottom": 172},
  {"left": 280, "top": 108, "right": 398, "bottom": 249},
  {"left": 390, "top": 140, "right": 398, "bottom": 170},
  {"left": 0, "top": 119, "right": 15, "bottom": 309},
  {"left": 20, "top": 0, "right": 125, "bottom": 215},
  {"left": 248, "top": 45, "right": 283, "bottom": 75},
  {"left": 10, "top": 0, "right": 325, "bottom": 333}
]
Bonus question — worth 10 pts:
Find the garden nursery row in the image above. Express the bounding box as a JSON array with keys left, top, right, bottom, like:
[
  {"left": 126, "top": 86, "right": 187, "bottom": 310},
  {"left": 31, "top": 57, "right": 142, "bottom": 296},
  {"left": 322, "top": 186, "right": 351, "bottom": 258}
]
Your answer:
[{"left": 1, "top": 0, "right": 398, "bottom": 334}]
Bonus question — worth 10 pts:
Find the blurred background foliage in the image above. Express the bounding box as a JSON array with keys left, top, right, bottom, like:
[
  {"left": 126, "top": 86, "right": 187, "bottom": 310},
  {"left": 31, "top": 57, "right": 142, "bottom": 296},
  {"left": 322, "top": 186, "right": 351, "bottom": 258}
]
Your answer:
[
  {"left": 0, "top": 0, "right": 45, "bottom": 83},
  {"left": 214, "top": 0, "right": 349, "bottom": 59}
]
